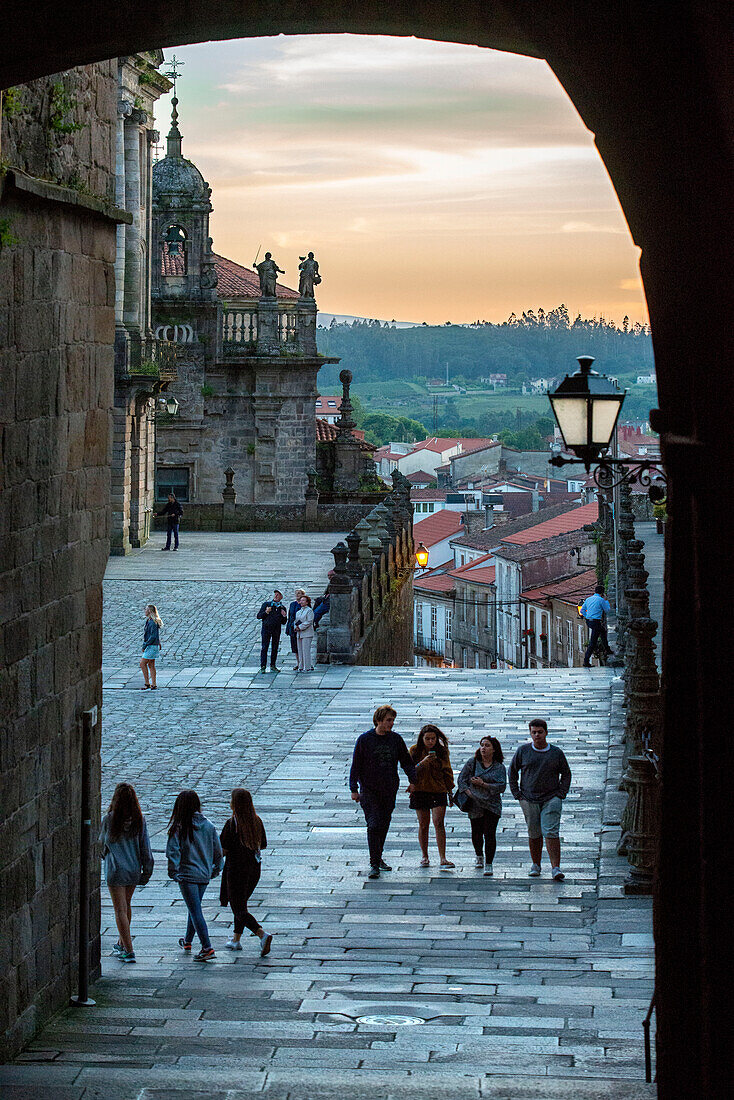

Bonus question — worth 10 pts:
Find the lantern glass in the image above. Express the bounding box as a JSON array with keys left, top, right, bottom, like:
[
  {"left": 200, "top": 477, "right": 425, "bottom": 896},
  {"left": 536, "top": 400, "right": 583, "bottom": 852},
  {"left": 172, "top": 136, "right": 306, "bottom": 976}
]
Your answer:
[
  {"left": 591, "top": 395, "right": 624, "bottom": 448},
  {"left": 415, "top": 542, "right": 429, "bottom": 568},
  {"left": 548, "top": 395, "right": 589, "bottom": 448},
  {"left": 165, "top": 394, "right": 179, "bottom": 417}
]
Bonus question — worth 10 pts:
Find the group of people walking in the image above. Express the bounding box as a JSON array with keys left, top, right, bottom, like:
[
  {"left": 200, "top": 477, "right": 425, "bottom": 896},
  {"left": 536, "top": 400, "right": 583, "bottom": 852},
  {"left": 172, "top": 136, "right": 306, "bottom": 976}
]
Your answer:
[
  {"left": 350, "top": 707, "right": 572, "bottom": 881},
  {"left": 100, "top": 784, "right": 272, "bottom": 964}
]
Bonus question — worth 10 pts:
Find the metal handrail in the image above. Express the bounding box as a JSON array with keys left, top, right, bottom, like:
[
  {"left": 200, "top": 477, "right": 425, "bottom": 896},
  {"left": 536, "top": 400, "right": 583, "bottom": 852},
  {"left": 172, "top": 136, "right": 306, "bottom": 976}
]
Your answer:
[{"left": 643, "top": 989, "right": 656, "bottom": 1082}]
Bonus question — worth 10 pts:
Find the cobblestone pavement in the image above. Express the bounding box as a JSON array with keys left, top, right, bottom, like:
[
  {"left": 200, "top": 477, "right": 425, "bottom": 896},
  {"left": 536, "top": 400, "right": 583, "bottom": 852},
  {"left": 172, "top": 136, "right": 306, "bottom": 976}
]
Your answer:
[
  {"left": 104, "top": 532, "right": 342, "bottom": 667},
  {"left": 2, "top": 536, "right": 655, "bottom": 1099}
]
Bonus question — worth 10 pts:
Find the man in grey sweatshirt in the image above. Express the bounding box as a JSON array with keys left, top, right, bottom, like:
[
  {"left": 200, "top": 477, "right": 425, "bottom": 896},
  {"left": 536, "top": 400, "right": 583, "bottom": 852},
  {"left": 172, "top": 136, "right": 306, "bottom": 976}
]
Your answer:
[{"left": 508, "top": 719, "right": 572, "bottom": 881}]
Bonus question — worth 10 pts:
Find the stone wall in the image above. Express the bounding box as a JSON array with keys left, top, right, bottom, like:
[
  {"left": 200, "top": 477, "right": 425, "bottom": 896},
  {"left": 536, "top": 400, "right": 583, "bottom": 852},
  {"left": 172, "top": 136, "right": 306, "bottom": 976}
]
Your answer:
[
  {"left": 0, "top": 64, "right": 118, "bottom": 1059},
  {"left": 324, "top": 472, "right": 415, "bottom": 666},
  {"left": 151, "top": 492, "right": 388, "bottom": 534}
]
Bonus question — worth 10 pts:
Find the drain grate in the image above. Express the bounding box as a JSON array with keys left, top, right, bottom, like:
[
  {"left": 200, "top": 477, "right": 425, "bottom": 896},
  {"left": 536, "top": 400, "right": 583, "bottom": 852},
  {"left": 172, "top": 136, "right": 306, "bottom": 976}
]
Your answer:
[{"left": 356, "top": 1013, "right": 425, "bottom": 1026}]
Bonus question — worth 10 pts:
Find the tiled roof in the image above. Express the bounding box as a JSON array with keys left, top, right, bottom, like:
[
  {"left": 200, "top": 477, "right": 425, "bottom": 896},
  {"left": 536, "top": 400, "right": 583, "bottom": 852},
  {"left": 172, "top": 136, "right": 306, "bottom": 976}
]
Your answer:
[
  {"left": 494, "top": 529, "right": 592, "bottom": 562},
  {"left": 213, "top": 253, "right": 299, "bottom": 299},
  {"left": 412, "top": 509, "right": 464, "bottom": 547},
  {"left": 449, "top": 440, "right": 500, "bottom": 461},
  {"left": 410, "top": 488, "right": 447, "bottom": 501},
  {"left": 411, "top": 437, "right": 462, "bottom": 454},
  {"left": 315, "top": 395, "right": 342, "bottom": 414},
  {"left": 501, "top": 501, "right": 598, "bottom": 545},
  {"left": 315, "top": 419, "right": 373, "bottom": 450},
  {"left": 406, "top": 470, "right": 438, "bottom": 484},
  {"left": 521, "top": 569, "right": 598, "bottom": 603},
  {"left": 451, "top": 500, "right": 589, "bottom": 550},
  {"left": 414, "top": 573, "right": 457, "bottom": 593},
  {"left": 454, "top": 564, "right": 496, "bottom": 587}
]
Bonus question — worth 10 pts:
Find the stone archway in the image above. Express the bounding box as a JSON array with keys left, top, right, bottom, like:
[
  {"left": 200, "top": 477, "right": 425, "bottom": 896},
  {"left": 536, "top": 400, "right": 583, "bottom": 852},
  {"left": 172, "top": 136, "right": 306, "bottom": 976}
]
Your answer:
[{"left": 2, "top": 4, "right": 733, "bottom": 1096}]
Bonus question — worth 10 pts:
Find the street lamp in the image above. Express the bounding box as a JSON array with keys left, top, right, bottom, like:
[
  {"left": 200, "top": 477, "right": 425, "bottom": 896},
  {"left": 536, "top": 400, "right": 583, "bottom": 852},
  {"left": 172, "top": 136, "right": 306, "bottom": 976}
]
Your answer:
[
  {"left": 415, "top": 542, "right": 429, "bottom": 569},
  {"left": 157, "top": 394, "right": 179, "bottom": 417},
  {"left": 547, "top": 355, "right": 666, "bottom": 497}
]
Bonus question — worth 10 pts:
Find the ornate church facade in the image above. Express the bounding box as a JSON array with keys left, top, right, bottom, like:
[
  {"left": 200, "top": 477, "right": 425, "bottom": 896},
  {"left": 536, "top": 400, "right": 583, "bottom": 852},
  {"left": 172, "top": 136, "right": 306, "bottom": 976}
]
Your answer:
[{"left": 151, "top": 98, "right": 334, "bottom": 511}]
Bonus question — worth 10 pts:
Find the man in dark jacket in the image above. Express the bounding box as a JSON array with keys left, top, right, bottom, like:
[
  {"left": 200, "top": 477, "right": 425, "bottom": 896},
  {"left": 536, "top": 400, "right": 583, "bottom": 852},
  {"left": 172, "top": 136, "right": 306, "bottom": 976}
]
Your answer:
[
  {"left": 256, "top": 590, "right": 288, "bottom": 673},
  {"left": 350, "top": 705, "right": 417, "bottom": 878},
  {"left": 156, "top": 493, "right": 184, "bottom": 551}
]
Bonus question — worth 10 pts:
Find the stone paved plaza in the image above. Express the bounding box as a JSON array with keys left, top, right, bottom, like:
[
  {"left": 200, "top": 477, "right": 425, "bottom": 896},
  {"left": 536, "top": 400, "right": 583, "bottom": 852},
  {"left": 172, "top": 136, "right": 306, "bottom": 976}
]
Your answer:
[{"left": 1, "top": 534, "right": 655, "bottom": 1099}]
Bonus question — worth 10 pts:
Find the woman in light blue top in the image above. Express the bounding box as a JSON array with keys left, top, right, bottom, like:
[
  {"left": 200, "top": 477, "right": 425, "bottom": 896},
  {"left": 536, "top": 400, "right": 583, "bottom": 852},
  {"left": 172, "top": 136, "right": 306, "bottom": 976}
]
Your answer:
[
  {"left": 166, "top": 790, "right": 222, "bottom": 962},
  {"left": 99, "top": 783, "right": 154, "bottom": 963},
  {"left": 140, "top": 603, "right": 162, "bottom": 690}
]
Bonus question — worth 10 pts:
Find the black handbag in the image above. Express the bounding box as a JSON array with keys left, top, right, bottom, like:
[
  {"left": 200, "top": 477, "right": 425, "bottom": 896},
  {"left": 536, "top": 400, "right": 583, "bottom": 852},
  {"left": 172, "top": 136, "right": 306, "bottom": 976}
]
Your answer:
[{"left": 454, "top": 787, "right": 472, "bottom": 812}]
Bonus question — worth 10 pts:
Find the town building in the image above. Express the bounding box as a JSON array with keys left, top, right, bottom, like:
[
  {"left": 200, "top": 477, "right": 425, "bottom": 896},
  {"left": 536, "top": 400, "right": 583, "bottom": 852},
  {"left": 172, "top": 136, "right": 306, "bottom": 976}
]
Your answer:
[
  {"left": 412, "top": 509, "right": 465, "bottom": 569},
  {"left": 315, "top": 394, "right": 342, "bottom": 423},
  {"left": 520, "top": 569, "right": 598, "bottom": 668},
  {"left": 151, "top": 96, "right": 337, "bottom": 511}
]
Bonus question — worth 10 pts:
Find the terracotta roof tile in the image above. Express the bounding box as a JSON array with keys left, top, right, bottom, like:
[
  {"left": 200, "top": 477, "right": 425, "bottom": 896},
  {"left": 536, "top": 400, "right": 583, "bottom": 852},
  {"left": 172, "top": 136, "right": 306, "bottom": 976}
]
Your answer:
[
  {"left": 521, "top": 568, "right": 598, "bottom": 603},
  {"left": 494, "top": 529, "right": 592, "bottom": 562},
  {"left": 406, "top": 470, "right": 438, "bottom": 484},
  {"left": 451, "top": 500, "right": 588, "bottom": 550},
  {"left": 213, "top": 253, "right": 299, "bottom": 299},
  {"left": 414, "top": 573, "right": 458, "bottom": 593},
  {"left": 501, "top": 501, "right": 598, "bottom": 544},
  {"left": 412, "top": 509, "right": 464, "bottom": 547}
]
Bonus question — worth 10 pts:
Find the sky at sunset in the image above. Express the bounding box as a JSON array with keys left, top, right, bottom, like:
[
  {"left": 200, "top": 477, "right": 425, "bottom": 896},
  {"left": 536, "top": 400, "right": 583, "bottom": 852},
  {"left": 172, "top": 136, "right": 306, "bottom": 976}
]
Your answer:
[{"left": 156, "top": 35, "right": 649, "bottom": 325}]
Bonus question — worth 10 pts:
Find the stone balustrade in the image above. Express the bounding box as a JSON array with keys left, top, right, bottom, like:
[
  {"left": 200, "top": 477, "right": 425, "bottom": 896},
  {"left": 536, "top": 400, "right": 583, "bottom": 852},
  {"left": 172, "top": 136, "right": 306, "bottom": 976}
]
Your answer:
[
  {"left": 217, "top": 298, "right": 316, "bottom": 359},
  {"left": 324, "top": 470, "right": 415, "bottom": 665}
]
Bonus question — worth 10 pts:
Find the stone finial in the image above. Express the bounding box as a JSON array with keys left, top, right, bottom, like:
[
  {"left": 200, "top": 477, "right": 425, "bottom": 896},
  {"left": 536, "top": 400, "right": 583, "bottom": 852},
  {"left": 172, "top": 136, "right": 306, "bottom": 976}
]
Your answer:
[
  {"left": 166, "top": 96, "right": 183, "bottom": 158},
  {"left": 305, "top": 466, "right": 318, "bottom": 500},
  {"left": 222, "top": 467, "right": 236, "bottom": 503},
  {"left": 330, "top": 542, "right": 351, "bottom": 591},
  {"left": 346, "top": 530, "right": 363, "bottom": 584},
  {"left": 355, "top": 519, "right": 373, "bottom": 566},
  {"left": 337, "top": 369, "right": 356, "bottom": 437},
  {"left": 371, "top": 503, "right": 392, "bottom": 550}
]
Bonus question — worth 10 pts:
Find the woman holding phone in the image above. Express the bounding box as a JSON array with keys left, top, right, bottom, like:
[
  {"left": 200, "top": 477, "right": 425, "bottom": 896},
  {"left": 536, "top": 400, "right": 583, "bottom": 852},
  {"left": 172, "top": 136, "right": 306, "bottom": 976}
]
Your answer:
[{"left": 408, "top": 724, "right": 455, "bottom": 869}]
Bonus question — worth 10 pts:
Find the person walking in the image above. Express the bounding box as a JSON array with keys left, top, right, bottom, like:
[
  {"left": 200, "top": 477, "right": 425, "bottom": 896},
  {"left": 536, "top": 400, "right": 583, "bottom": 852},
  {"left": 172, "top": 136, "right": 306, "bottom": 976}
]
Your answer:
[
  {"left": 508, "top": 719, "right": 572, "bottom": 881},
  {"left": 349, "top": 705, "right": 418, "bottom": 879},
  {"left": 156, "top": 492, "right": 183, "bottom": 551},
  {"left": 456, "top": 736, "right": 507, "bottom": 876},
  {"left": 166, "top": 790, "right": 222, "bottom": 961},
  {"left": 408, "top": 724, "right": 455, "bottom": 869},
  {"left": 580, "top": 584, "right": 611, "bottom": 667},
  {"left": 139, "top": 604, "right": 162, "bottom": 689},
  {"left": 220, "top": 788, "right": 273, "bottom": 957},
  {"left": 256, "top": 589, "right": 288, "bottom": 673},
  {"left": 286, "top": 588, "right": 306, "bottom": 669},
  {"left": 313, "top": 571, "right": 334, "bottom": 628},
  {"left": 99, "top": 782, "right": 154, "bottom": 963},
  {"left": 295, "top": 594, "right": 315, "bottom": 672}
]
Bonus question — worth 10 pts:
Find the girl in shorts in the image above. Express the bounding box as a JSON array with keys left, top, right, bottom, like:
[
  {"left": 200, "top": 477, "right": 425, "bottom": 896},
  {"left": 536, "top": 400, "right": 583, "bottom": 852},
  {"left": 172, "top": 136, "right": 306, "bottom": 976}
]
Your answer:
[
  {"left": 409, "top": 724, "right": 455, "bottom": 869},
  {"left": 140, "top": 603, "right": 162, "bottom": 689}
]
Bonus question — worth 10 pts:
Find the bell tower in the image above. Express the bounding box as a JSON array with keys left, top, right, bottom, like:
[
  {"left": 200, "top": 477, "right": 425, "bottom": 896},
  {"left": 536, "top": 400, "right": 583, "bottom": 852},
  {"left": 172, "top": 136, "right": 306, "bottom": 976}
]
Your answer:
[{"left": 151, "top": 95, "right": 217, "bottom": 304}]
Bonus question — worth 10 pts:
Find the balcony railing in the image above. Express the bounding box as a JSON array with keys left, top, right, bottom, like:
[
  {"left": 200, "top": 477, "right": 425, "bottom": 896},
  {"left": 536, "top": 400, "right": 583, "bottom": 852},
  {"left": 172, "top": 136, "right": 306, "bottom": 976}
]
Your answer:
[{"left": 218, "top": 302, "right": 301, "bottom": 359}]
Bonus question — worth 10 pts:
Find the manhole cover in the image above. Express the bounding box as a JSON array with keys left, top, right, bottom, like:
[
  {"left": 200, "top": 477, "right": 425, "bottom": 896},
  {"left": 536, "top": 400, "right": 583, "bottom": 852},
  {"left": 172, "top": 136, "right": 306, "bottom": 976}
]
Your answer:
[{"left": 356, "top": 1014, "right": 425, "bottom": 1027}]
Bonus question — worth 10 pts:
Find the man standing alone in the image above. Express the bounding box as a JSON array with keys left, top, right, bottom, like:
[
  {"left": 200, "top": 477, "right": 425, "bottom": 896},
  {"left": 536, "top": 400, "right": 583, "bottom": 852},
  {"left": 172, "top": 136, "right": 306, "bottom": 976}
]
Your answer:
[
  {"left": 580, "top": 584, "right": 611, "bottom": 667},
  {"left": 157, "top": 492, "right": 183, "bottom": 551},
  {"left": 256, "top": 590, "right": 288, "bottom": 673},
  {"left": 509, "top": 719, "right": 572, "bottom": 881},
  {"left": 350, "top": 706, "right": 417, "bottom": 878}
]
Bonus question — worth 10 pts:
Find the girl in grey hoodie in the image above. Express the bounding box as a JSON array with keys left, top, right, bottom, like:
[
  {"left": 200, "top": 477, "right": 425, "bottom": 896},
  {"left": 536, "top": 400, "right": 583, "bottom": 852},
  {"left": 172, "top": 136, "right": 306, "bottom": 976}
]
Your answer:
[
  {"left": 99, "top": 783, "right": 154, "bottom": 963},
  {"left": 166, "top": 790, "right": 222, "bottom": 961}
]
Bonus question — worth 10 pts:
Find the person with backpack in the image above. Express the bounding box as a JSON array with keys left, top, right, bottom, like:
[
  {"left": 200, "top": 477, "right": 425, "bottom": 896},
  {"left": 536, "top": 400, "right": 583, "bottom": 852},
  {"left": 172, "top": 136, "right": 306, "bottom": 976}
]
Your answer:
[
  {"left": 220, "top": 788, "right": 273, "bottom": 957},
  {"left": 99, "top": 782, "right": 154, "bottom": 964},
  {"left": 166, "top": 790, "right": 222, "bottom": 962},
  {"left": 156, "top": 492, "right": 184, "bottom": 551},
  {"left": 139, "top": 603, "right": 162, "bottom": 689},
  {"left": 456, "top": 736, "right": 507, "bottom": 876}
]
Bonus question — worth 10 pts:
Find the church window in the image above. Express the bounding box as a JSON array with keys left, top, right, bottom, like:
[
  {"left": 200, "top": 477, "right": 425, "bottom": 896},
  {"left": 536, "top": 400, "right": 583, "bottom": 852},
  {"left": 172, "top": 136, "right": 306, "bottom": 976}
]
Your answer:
[{"left": 156, "top": 467, "right": 190, "bottom": 501}]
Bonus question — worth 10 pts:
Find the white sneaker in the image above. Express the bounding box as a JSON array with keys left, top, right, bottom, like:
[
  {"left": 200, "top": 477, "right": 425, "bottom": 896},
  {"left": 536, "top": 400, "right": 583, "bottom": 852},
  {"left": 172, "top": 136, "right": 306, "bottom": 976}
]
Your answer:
[
  {"left": 528, "top": 863, "right": 542, "bottom": 877},
  {"left": 225, "top": 939, "right": 242, "bottom": 951},
  {"left": 483, "top": 864, "right": 493, "bottom": 876},
  {"left": 474, "top": 857, "right": 484, "bottom": 868}
]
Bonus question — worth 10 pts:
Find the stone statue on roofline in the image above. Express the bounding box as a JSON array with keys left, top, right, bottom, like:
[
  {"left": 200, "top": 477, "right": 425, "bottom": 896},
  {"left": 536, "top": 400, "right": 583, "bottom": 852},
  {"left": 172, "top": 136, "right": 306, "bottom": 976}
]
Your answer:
[
  {"left": 298, "top": 252, "right": 321, "bottom": 298},
  {"left": 254, "top": 252, "right": 284, "bottom": 298}
]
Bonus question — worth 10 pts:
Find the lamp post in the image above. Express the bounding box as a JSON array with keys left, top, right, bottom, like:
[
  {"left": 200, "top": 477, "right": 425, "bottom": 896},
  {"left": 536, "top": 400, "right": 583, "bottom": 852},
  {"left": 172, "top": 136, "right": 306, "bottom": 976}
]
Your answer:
[
  {"left": 158, "top": 393, "right": 179, "bottom": 417},
  {"left": 547, "top": 356, "right": 666, "bottom": 499},
  {"left": 415, "top": 542, "right": 429, "bottom": 570}
]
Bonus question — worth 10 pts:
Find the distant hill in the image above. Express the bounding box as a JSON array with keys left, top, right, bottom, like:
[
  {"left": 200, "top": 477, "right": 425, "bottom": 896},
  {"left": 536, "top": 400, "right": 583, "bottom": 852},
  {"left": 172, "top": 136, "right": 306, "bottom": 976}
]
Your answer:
[{"left": 317, "top": 312, "right": 419, "bottom": 329}]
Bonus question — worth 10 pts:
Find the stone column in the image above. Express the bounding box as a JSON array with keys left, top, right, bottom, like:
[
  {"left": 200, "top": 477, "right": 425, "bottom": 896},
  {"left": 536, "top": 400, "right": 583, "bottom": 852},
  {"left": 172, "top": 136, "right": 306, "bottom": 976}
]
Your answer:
[
  {"left": 222, "top": 467, "right": 237, "bottom": 529},
  {"left": 123, "top": 107, "right": 147, "bottom": 336},
  {"left": 115, "top": 97, "right": 132, "bottom": 330},
  {"left": 296, "top": 296, "right": 318, "bottom": 355},
  {"left": 326, "top": 542, "right": 353, "bottom": 663},
  {"left": 304, "top": 467, "right": 318, "bottom": 527},
  {"left": 256, "top": 297, "right": 280, "bottom": 355}
]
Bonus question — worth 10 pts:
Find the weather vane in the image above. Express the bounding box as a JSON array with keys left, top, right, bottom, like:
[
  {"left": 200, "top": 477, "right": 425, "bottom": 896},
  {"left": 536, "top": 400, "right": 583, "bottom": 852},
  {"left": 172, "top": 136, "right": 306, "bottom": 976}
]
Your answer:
[{"left": 163, "top": 54, "right": 185, "bottom": 98}]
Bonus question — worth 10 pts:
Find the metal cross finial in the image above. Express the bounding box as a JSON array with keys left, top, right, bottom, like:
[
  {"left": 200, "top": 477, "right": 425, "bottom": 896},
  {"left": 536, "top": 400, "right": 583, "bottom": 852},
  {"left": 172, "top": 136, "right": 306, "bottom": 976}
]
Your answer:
[{"left": 163, "top": 54, "right": 185, "bottom": 97}]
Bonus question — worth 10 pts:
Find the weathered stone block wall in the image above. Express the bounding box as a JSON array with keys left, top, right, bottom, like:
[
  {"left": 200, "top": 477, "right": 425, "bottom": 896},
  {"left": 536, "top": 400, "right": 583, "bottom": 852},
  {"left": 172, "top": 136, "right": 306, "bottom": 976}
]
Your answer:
[
  {"left": 354, "top": 569, "right": 414, "bottom": 666},
  {"left": 151, "top": 496, "right": 386, "bottom": 533},
  {"left": 0, "top": 63, "right": 117, "bottom": 1060}
]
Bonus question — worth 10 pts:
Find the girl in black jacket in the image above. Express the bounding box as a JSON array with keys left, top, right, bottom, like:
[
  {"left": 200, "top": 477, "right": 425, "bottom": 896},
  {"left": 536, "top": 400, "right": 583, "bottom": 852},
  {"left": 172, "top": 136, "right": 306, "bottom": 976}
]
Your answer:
[{"left": 220, "top": 788, "right": 273, "bottom": 956}]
